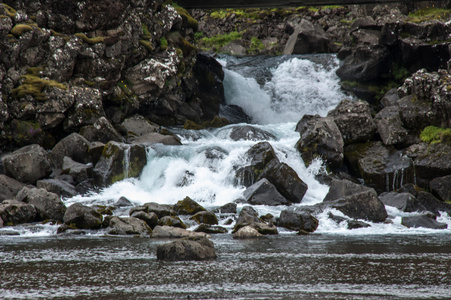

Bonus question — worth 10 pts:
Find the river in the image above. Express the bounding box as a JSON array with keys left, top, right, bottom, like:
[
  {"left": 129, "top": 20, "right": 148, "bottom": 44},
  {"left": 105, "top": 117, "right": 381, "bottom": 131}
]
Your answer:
[{"left": 1, "top": 54, "right": 450, "bottom": 299}]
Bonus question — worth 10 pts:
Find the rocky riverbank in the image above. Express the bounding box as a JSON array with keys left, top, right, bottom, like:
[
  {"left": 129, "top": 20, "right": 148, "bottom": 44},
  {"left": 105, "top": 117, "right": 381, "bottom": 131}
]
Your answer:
[{"left": 1, "top": 1, "right": 451, "bottom": 257}]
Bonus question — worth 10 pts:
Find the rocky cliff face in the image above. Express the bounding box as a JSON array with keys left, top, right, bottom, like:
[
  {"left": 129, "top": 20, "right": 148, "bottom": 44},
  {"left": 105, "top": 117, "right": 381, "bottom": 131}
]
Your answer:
[{"left": 0, "top": 0, "right": 224, "bottom": 151}]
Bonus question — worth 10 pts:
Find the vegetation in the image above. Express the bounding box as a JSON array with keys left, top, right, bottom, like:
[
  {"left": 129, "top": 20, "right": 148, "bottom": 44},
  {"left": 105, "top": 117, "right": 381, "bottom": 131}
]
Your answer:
[
  {"left": 160, "top": 37, "right": 168, "bottom": 50},
  {"left": 75, "top": 33, "right": 105, "bottom": 45},
  {"left": 140, "top": 40, "right": 154, "bottom": 52},
  {"left": 420, "top": 126, "right": 451, "bottom": 144},
  {"left": 173, "top": 4, "right": 198, "bottom": 31},
  {"left": 200, "top": 31, "right": 242, "bottom": 50},
  {"left": 2, "top": 3, "right": 16, "bottom": 18},
  {"left": 249, "top": 37, "right": 265, "bottom": 53},
  {"left": 11, "top": 24, "right": 33, "bottom": 37},
  {"left": 141, "top": 24, "right": 151, "bottom": 39},
  {"left": 406, "top": 7, "right": 451, "bottom": 23}
]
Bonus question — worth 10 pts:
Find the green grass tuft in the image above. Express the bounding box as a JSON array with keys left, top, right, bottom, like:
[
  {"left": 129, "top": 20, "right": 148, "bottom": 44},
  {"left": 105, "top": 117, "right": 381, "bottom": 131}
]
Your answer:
[{"left": 420, "top": 126, "right": 451, "bottom": 144}]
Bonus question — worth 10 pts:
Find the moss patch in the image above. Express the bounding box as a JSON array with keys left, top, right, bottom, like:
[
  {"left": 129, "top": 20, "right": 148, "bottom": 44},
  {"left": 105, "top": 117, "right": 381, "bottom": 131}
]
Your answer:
[
  {"left": 75, "top": 33, "right": 105, "bottom": 45},
  {"left": 10, "top": 24, "right": 33, "bottom": 37},
  {"left": 2, "top": 3, "right": 17, "bottom": 18},
  {"left": 420, "top": 126, "right": 451, "bottom": 144},
  {"left": 249, "top": 37, "right": 265, "bottom": 54},
  {"left": 160, "top": 37, "right": 168, "bottom": 50},
  {"left": 173, "top": 4, "right": 198, "bottom": 31},
  {"left": 200, "top": 31, "right": 242, "bottom": 50},
  {"left": 140, "top": 40, "right": 154, "bottom": 52},
  {"left": 406, "top": 7, "right": 451, "bottom": 23}
]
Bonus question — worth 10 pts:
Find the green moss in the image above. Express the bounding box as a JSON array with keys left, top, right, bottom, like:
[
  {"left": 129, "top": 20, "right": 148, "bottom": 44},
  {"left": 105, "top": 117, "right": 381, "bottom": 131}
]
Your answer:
[
  {"left": 2, "top": 3, "right": 16, "bottom": 18},
  {"left": 75, "top": 33, "right": 105, "bottom": 45},
  {"left": 406, "top": 7, "right": 451, "bottom": 23},
  {"left": 139, "top": 39, "right": 154, "bottom": 52},
  {"left": 249, "top": 37, "right": 265, "bottom": 53},
  {"left": 141, "top": 24, "right": 151, "bottom": 39},
  {"left": 392, "top": 64, "right": 410, "bottom": 82},
  {"left": 420, "top": 126, "right": 451, "bottom": 144},
  {"left": 10, "top": 24, "right": 33, "bottom": 37},
  {"left": 160, "top": 37, "right": 168, "bottom": 50},
  {"left": 200, "top": 31, "right": 242, "bottom": 50},
  {"left": 173, "top": 4, "right": 198, "bottom": 31}
]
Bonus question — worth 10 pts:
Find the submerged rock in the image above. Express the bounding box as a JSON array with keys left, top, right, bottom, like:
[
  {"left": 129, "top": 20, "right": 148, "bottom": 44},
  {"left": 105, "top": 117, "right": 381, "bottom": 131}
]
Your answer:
[
  {"left": 229, "top": 125, "right": 276, "bottom": 141},
  {"left": 401, "top": 214, "right": 447, "bottom": 230},
  {"left": 157, "top": 237, "right": 217, "bottom": 261}
]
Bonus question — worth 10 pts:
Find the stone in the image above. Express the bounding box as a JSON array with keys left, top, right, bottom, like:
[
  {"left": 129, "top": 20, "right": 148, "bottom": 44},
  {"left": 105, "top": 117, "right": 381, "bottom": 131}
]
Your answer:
[
  {"left": 284, "top": 19, "right": 335, "bottom": 55},
  {"left": 64, "top": 87, "right": 106, "bottom": 131},
  {"left": 328, "top": 213, "right": 371, "bottom": 230},
  {"left": 63, "top": 203, "right": 102, "bottom": 229},
  {"left": 80, "top": 117, "right": 123, "bottom": 144},
  {"left": 62, "top": 156, "right": 93, "bottom": 185},
  {"left": 156, "top": 237, "right": 217, "bottom": 261},
  {"left": 374, "top": 106, "right": 408, "bottom": 146},
  {"left": 416, "top": 191, "right": 451, "bottom": 216},
  {"left": 397, "top": 95, "right": 439, "bottom": 131},
  {"left": 378, "top": 192, "right": 426, "bottom": 213},
  {"left": 0, "top": 200, "right": 37, "bottom": 225},
  {"left": 49, "top": 133, "right": 91, "bottom": 169},
  {"left": 233, "top": 226, "right": 263, "bottom": 239},
  {"left": 401, "top": 214, "right": 447, "bottom": 229},
  {"left": 229, "top": 125, "right": 276, "bottom": 141},
  {"left": 121, "top": 115, "right": 159, "bottom": 137},
  {"left": 2, "top": 144, "right": 52, "bottom": 184},
  {"left": 215, "top": 203, "right": 237, "bottom": 214},
  {"left": 158, "top": 216, "right": 187, "bottom": 229},
  {"left": 15, "top": 187, "right": 66, "bottom": 222},
  {"left": 173, "top": 196, "right": 206, "bottom": 215},
  {"left": 190, "top": 211, "right": 218, "bottom": 225},
  {"left": 36, "top": 178, "right": 78, "bottom": 198},
  {"left": 129, "top": 132, "right": 182, "bottom": 145},
  {"left": 141, "top": 202, "right": 176, "bottom": 219},
  {"left": 152, "top": 225, "right": 209, "bottom": 239},
  {"left": 429, "top": 175, "right": 451, "bottom": 202},
  {"left": 242, "top": 178, "right": 290, "bottom": 206},
  {"left": 130, "top": 211, "right": 158, "bottom": 228},
  {"left": 233, "top": 206, "right": 277, "bottom": 235},
  {"left": 194, "top": 224, "right": 228, "bottom": 234},
  {"left": 114, "top": 196, "right": 134, "bottom": 207},
  {"left": 106, "top": 216, "right": 152, "bottom": 235},
  {"left": 295, "top": 114, "right": 344, "bottom": 169},
  {"left": 278, "top": 208, "right": 319, "bottom": 232},
  {"left": 413, "top": 142, "right": 451, "bottom": 187},
  {"left": 0, "top": 175, "right": 27, "bottom": 201}
]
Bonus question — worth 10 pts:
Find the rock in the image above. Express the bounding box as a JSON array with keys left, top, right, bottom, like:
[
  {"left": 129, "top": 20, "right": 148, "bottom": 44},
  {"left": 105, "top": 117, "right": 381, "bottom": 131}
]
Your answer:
[
  {"left": 233, "top": 206, "right": 277, "bottom": 235},
  {"left": 36, "top": 178, "right": 78, "bottom": 198},
  {"left": 378, "top": 192, "right": 426, "bottom": 213},
  {"left": 324, "top": 179, "right": 374, "bottom": 202},
  {"left": 152, "top": 225, "right": 209, "bottom": 239},
  {"left": 62, "top": 156, "right": 93, "bottom": 185},
  {"left": 242, "top": 178, "right": 290, "bottom": 206},
  {"left": 173, "top": 196, "right": 206, "bottom": 215},
  {"left": 141, "top": 202, "right": 176, "bottom": 219},
  {"left": 129, "top": 132, "right": 182, "bottom": 145},
  {"left": 130, "top": 211, "right": 159, "bottom": 228},
  {"left": 283, "top": 19, "right": 335, "bottom": 55},
  {"left": 15, "top": 187, "right": 66, "bottom": 222},
  {"left": 2, "top": 144, "right": 52, "bottom": 184},
  {"left": 93, "top": 142, "right": 147, "bottom": 187},
  {"left": 413, "top": 142, "right": 451, "bottom": 187},
  {"left": 328, "top": 99, "right": 376, "bottom": 145},
  {"left": 194, "top": 224, "right": 228, "bottom": 234},
  {"left": 79, "top": 117, "right": 123, "bottom": 143},
  {"left": 190, "top": 211, "right": 218, "bottom": 225},
  {"left": 0, "top": 200, "right": 37, "bottom": 225},
  {"left": 233, "top": 225, "right": 263, "bottom": 239},
  {"left": 401, "top": 214, "right": 447, "bottom": 229},
  {"left": 278, "top": 208, "right": 319, "bottom": 232},
  {"left": 64, "top": 87, "right": 105, "bottom": 132},
  {"left": 49, "top": 133, "right": 91, "bottom": 169},
  {"left": 156, "top": 237, "right": 217, "bottom": 261},
  {"left": 229, "top": 125, "right": 276, "bottom": 141},
  {"left": 0, "top": 175, "right": 27, "bottom": 201},
  {"left": 328, "top": 213, "right": 371, "bottom": 230},
  {"left": 295, "top": 114, "right": 344, "bottom": 169},
  {"left": 121, "top": 115, "right": 159, "bottom": 137},
  {"left": 429, "top": 175, "right": 451, "bottom": 202},
  {"left": 158, "top": 216, "right": 187, "bottom": 229},
  {"left": 374, "top": 106, "right": 408, "bottom": 146},
  {"left": 416, "top": 191, "right": 451, "bottom": 215},
  {"left": 107, "top": 216, "right": 152, "bottom": 235},
  {"left": 380, "top": 88, "right": 400, "bottom": 108},
  {"left": 221, "top": 42, "right": 247, "bottom": 56},
  {"left": 63, "top": 203, "right": 102, "bottom": 229},
  {"left": 397, "top": 95, "right": 439, "bottom": 131},
  {"left": 344, "top": 142, "right": 415, "bottom": 193},
  {"left": 215, "top": 202, "right": 237, "bottom": 214},
  {"left": 114, "top": 196, "right": 134, "bottom": 207}
]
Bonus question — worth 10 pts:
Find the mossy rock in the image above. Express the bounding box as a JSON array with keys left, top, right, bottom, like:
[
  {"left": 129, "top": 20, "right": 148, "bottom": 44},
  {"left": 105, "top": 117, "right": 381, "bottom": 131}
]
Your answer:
[
  {"left": 183, "top": 116, "right": 229, "bottom": 130},
  {"left": 158, "top": 216, "right": 187, "bottom": 229},
  {"left": 173, "top": 196, "right": 206, "bottom": 215},
  {"left": 174, "top": 5, "right": 198, "bottom": 31},
  {"left": 190, "top": 211, "right": 218, "bottom": 225},
  {"left": 10, "top": 24, "right": 33, "bottom": 36},
  {"left": 7, "top": 120, "right": 55, "bottom": 149}
]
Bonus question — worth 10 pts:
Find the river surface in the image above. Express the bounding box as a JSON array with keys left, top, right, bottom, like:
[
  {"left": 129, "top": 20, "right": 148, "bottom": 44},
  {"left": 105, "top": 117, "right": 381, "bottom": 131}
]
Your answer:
[{"left": 1, "top": 54, "right": 451, "bottom": 299}]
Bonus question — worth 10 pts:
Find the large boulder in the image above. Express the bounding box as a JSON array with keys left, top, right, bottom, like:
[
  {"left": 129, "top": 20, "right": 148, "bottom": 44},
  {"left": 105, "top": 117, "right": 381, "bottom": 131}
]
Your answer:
[
  {"left": 295, "top": 114, "right": 344, "bottom": 169},
  {"left": 415, "top": 191, "right": 451, "bottom": 216},
  {"left": 79, "top": 117, "right": 123, "bottom": 144},
  {"left": 0, "top": 175, "right": 27, "bottom": 201},
  {"left": 328, "top": 99, "right": 376, "bottom": 145},
  {"left": 283, "top": 19, "right": 336, "bottom": 55},
  {"left": 106, "top": 216, "right": 152, "bottom": 235},
  {"left": 173, "top": 196, "right": 206, "bottom": 215},
  {"left": 374, "top": 106, "right": 408, "bottom": 146},
  {"left": 378, "top": 192, "right": 426, "bottom": 213},
  {"left": 130, "top": 211, "right": 159, "bottom": 228},
  {"left": 158, "top": 216, "right": 187, "bottom": 229},
  {"left": 401, "top": 214, "right": 447, "bottom": 229},
  {"left": 49, "top": 133, "right": 91, "bottom": 169},
  {"left": 142, "top": 202, "right": 175, "bottom": 219},
  {"left": 190, "top": 211, "right": 218, "bottom": 225},
  {"left": 228, "top": 125, "right": 276, "bottom": 141},
  {"left": 429, "top": 175, "right": 451, "bottom": 202},
  {"left": 412, "top": 142, "right": 451, "bottom": 187},
  {"left": 156, "top": 237, "right": 217, "bottom": 261},
  {"left": 2, "top": 144, "right": 52, "bottom": 184},
  {"left": 397, "top": 95, "right": 439, "bottom": 131},
  {"left": 233, "top": 206, "right": 277, "bottom": 235},
  {"left": 152, "top": 225, "right": 209, "bottom": 239},
  {"left": 62, "top": 156, "right": 93, "bottom": 185},
  {"left": 36, "top": 178, "right": 78, "bottom": 198},
  {"left": 0, "top": 200, "right": 37, "bottom": 225},
  {"left": 93, "top": 141, "right": 147, "bottom": 187},
  {"left": 242, "top": 178, "right": 290, "bottom": 206},
  {"left": 277, "top": 207, "right": 319, "bottom": 233},
  {"left": 233, "top": 226, "right": 263, "bottom": 239},
  {"left": 121, "top": 115, "right": 159, "bottom": 137},
  {"left": 15, "top": 187, "right": 66, "bottom": 222},
  {"left": 63, "top": 203, "right": 102, "bottom": 229}
]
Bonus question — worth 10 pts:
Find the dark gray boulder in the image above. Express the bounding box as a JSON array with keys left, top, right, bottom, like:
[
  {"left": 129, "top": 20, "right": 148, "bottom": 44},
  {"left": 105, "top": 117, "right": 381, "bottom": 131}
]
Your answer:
[
  {"left": 429, "top": 175, "right": 451, "bottom": 202},
  {"left": 378, "top": 192, "right": 426, "bottom": 213},
  {"left": 397, "top": 95, "right": 439, "bottom": 131},
  {"left": 277, "top": 207, "right": 319, "bottom": 233},
  {"left": 413, "top": 142, "right": 451, "bottom": 187},
  {"left": 190, "top": 211, "right": 218, "bottom": 225},
  {"left": 49, "top": 133, "right": 91, "bottom": 169},
  {"left": 242, "top": 178, "right": 290, "bottom": 206},
  {"left": 0, "top": 200, "right": 37, "bottom": 225},
  {"left": 374, "top": 106, "right": 408, "bottom": 146},
  {"left": 173, "top": 196, "right": 206, "bottom": 215},
  {"left": 284, "top": 19, "right": 336, "bottom": 55},
  {"left": 152, "top": 225, "right": 210, "bottom": 239},
  {"left": 401, "top": 214, "right": 447, "bottom": 229},
  {"left": 157, "top": 237, "right": 217, "bottom": 261},
  {"left": 130, "top": 211, "right": 158, "bottom": 228},
  {"left": 0, "top": 175, "right": 27, "bottom": 201},
  {"left": 158, "top": 216, "right": 187, "bottom": 229},
  {"left": 229, "top": 125, "right": 276, "bottom": 141},
  {"left": 194, "top": 224, "right": 228, "bottom": 234},
  {"left": 295, "top": 114, "right": 344, "bottom": 169},
  {"left": 324, "top": 179, "right": 374, "bottom": 202},
  {"left": 121, "top": 114, "right": 159, "bottom": 137},
  {"left": 328, "top": 213, "right": 371, "bottom": 230},
  {"left": 416, "top": 191, "right": 451, "bottom": 215},
  {"left": 129, "top": 132, "right": 182, "bottom": 146},
  {"left": 63, "top": 203, "right": 102, "bottom": 229},
  {"left": 36, "top": 178, "right": 78, "bottom": 198},
  {"left": 215, "top": 202, "right": 237, "bottom": 214},
  {"left": 79, "top": 117, "right": 123, "bottom": 144},
  {"left": 2, "top": 144, "right": 52, "bottom": 184},
  {"left": 129, "top": 202, "right": 175, "bottom": 219},
  {"left": 114, "top": 196, "right": 134, "bottom": 207},
  {"left": 106, "top": 216, "right": 152, "bottom": 235},
  {"left": 233, "top": 206, "right": 277, "bottom": 235},
  {"left": 62, "top": 156, "right": 93, "bottom": 185},
  {"left": 328, "top": 99, "right": 376, "bottom": 145},
  {"left": 15, "top": 187, "right": 66, "bottom": 222}
]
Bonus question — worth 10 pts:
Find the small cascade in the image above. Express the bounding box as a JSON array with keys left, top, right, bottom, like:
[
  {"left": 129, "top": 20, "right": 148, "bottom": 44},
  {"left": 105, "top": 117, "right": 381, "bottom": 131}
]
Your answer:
[{"left": 123, "top": 146, "right": 131, "bottom": 179}]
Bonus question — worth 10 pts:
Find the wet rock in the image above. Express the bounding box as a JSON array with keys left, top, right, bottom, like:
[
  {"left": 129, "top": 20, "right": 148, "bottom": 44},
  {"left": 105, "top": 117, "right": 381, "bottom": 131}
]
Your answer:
[
  {"left": 324, "top": 179, "right": 374, "bottom": 202},
  {"left": 62, "top": 157, "right": 93, "bottom": 185},
  {"left": 129, "top": 132, "right": 182, "bottom": 145},
  {"left": 173, "top": 196, "right": 206, "bottom": 215},
  {"left": 93, "top": 142, "right": 147, "bottom": 187},
  {"left": 64, "top": 87, "right": 105, "bottom": 132},
  {"left": 229, "top": 125, "right": 276, "bottom": 141},
  {"left": 401, "top": 214, "right": 447, "bottom": 230},
  {"left": 152, "top": 225, "right": 209, "bottom": 239},
  {"left": 215, "top": 202, "right": 237, "bottom": 214},
  {"left": 416, "top": 191, "right": 451, "bottom": 216},
  {"left": 106, "top": 216, "right": 152, "bottom": 235},
  {"left": 242, "top": 178, "right": 290, "bottom": 206},
  {"left": 278, "top": 208, "right": 319, "bottom": 232},
  {"left": 412, "top": 142, "right": 451, "bottom": 187},
  {"left": 374, "top": 106, "right": 408, "bottom": 146},
  {"left": 2, "top": 144, "right": 52, "bottom": 184},
  {"left": 429, "top": 175, "right": 451, "bottom": 202},
  {"left": 0, "top": 175, "right": 27, "bottom": 201},
  {"left": 0, "top": 200, "right": 37, "bottom": 226},
  {"left": 284, "top": 19, "right": 336, "bottom": 55},
  {"left": 328, "top": 213, "right": 371, "bottom": 230},
  {"left": 397, "top": 95, "right": 439, "bottom": 131},
  {"left": 233, "top": 206, "right": 277, "bottom": 235},
  {"left": 121, "top": 115, "right": 159, "bottom": 137},
  {"left": 328, "top": 99, "right": 376, "bottom": 145},
  {"left": 157, "top": 237, "right": 217, "bottom": 261},
  {"left": 295, "top": 114, "right": 344, "bottom": 169},
  {"left": 141, "top": 202, "right": 176, "bottom": 219},
  {"left": 36, "top": 178, "right": 78, "bottom": 198},
  {"left": 190, "top": 211, "right": 218, "bottom": 225},
  {"left": 380, "top": 88, "right": 400, "bottom": 108},
  {"left": 63, "top": 203, "right": 102, "bottom": 230},
  {"left": 15, "top": 187, "right": 66, "bottom": 222},
  {"left": 233, "top": 225, "right": 263, "bottom": 239},
  {"left": 80, "top": 117, "right": 123, "bottom": 144},
  {"left": 114, "top": 197, "right": 134, "bottom": 208},
  {"left": 158, "top": 216, "right": 187, "bottom": 229},
  {"left": 194, "top": 224, "right": 228, "bottom": 234},
  {"left": 378, "top": 192, "right": 426, "bottom": 213},
  {"left": 130, "top": 211, "right": 158, "bottom": 229},
  {"left": 49, "top": 133, "right": 91, "bottom": 169}
]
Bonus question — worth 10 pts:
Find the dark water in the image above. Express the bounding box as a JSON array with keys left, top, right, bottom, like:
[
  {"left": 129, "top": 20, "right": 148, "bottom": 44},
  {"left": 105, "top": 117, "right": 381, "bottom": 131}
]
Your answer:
[{"left": 1, "top": 234, "right": 450, "bottom": 299}]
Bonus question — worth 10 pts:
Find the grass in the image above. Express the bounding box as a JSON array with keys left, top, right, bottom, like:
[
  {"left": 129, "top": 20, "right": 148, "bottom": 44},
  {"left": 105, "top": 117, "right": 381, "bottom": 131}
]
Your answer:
[
  {"left": 200, "top": 31, "right": 242, "bottom": 49},
  {"left": 406, "top": 7, "right": 451, "bottom": 23},
  {"left": 249, "top": 37, "right": 265, "bottom": 53},
  {"left": 420, "top": 126, "right": 451, "bottom": 144},
  {"left": 75, "top": 33, "right": 105, "bottom": 45}
]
